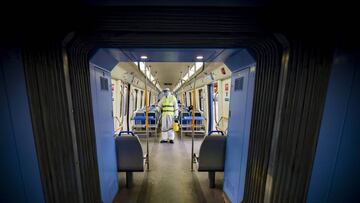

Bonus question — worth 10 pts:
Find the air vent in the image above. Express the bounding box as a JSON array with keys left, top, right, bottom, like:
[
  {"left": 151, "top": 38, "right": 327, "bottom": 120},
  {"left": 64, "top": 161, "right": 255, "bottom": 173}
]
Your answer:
[
  {"left": 164, "top": 82, "right": 172, "bottom": 86},
  {"left": 100, "top": 77, "right": 109, "bottom": 91}
]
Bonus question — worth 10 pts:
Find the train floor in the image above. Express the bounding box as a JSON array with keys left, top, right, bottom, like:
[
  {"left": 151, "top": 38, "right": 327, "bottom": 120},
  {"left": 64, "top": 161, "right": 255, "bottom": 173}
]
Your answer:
[{"left": 113, "top": 133, "right": 226, "bottom": 203}]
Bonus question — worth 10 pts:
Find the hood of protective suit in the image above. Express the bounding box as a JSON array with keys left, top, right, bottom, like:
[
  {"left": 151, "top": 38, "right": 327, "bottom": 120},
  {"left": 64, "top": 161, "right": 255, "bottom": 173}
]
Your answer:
[{"left": 164, "top": 91, "right": 170, "bottom": 97}]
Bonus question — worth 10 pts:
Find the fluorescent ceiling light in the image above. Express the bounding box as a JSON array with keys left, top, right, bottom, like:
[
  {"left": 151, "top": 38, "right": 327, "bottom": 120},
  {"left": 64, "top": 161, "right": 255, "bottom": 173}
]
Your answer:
[
  {"left": 195, "top": 62, "right": 203, "bottom": 71},
  {"left": 139, "top": 62, "right": 145, "bottom": 72}
]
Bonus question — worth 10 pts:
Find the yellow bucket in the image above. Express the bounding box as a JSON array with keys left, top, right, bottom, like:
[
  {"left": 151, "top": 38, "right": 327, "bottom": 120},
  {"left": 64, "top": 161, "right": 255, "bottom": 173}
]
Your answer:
[{"left": 173, "top": 122, "right": 180, "bottom": 132}]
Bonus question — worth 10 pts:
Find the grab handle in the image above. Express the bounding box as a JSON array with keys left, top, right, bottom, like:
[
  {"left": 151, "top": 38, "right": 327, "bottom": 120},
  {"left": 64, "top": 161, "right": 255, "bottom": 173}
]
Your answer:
[
  {"left": 119, "top": 131, "right": 135, "bottom": 136},
  {"left": 208, "top": 130, "right": 224, "bottom": 136}
]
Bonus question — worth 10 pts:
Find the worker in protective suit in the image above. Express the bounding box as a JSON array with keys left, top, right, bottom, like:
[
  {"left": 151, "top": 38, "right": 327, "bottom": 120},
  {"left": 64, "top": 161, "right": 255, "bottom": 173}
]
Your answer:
[{"left": 158, "top": 88, "right": 178, "bottom": 144}]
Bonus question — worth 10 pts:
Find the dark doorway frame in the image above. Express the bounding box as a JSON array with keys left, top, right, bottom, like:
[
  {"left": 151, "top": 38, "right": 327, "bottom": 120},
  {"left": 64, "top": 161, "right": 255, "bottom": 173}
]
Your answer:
[{"left": 22, "top": 7, "right": 333, "bottom": 203}]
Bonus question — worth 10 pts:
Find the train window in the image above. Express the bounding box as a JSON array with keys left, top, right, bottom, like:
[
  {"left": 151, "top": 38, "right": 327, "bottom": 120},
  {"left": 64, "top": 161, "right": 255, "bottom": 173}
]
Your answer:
[
  {"left": 100, "top": 76, "right": 109, "bottom": 91},
  {"left": 184, "top": 92, "right": 187, "bottom": 106},
  {"left": 134, "top": 89, "right": 138, "bottom": 111},
  {"left": 119, "top": 85, "right": 123, "bottom": 116},
  {"left": 149, "top": 91, "right": 152, "bottom": 105},
  {"left": 235, "top": 77, "right": 244, "bottom": 91},
  {"left": 124, "top": 85, "right": 128, "bottom": 116},
  {"left": 198, "top": 89, "right": 203, "bottom": 111},
  {"left": 140, "top": 90, "right": 144, "bottom": 108},
  {"left": 189, "top": 92, "right": 192, "bottom": 106}
]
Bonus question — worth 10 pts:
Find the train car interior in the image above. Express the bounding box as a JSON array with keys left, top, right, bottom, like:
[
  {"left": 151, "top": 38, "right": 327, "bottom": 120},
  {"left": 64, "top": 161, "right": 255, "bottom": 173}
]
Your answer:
[
  {"left": 1, "top": 2, "right": 360, "bottom": 203},
  {"left": 88, "top": 48, "right": 255, "bottom": 202}
]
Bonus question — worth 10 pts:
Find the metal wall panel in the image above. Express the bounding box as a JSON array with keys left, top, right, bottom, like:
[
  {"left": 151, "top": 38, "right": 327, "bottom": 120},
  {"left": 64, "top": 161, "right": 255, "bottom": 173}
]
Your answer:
[
  {"left": 1, "top": 51, "right": 27, "bottom": 202},
  {"left": 222, "top": 49, "right": 256, "bottom": 203},
  {"left": 0, "top": 49, "right": 44, "bottom": 203},
  {"left": 223, "top": 66, "right": 256, "bottom": 203},
  {"left": 89, "top": 64, "right": 119, "bottom": 203},
  {"left": 307, "top": 50, "right": 360, "bottom": 203}
]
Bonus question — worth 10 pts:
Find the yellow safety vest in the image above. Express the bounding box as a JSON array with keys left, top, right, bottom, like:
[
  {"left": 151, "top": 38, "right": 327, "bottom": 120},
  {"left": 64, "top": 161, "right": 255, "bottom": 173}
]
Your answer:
[{"left": 161, "top": 95, "right": 175, "bottom": 116}]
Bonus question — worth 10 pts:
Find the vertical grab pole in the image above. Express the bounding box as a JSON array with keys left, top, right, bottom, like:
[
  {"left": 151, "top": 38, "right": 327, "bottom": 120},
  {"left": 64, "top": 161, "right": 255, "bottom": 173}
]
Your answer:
[
  {"left": 191, "top": 77, "right": 196, "bottom": 171},
  {"left": 145, "top": 63, "right": 150, "bottom": 171},
  {"left": 126, "top": 84, "right": 131, "bottom": 131},
  {"left": 179, "top": 72, "right": 184, "bottom": 140}
]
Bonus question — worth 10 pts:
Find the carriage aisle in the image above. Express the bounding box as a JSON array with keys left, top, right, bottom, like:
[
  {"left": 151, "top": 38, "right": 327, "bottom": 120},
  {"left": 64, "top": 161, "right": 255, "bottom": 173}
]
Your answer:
[{"left": 114, "top": 133, "right": 225, "bottom": 203}]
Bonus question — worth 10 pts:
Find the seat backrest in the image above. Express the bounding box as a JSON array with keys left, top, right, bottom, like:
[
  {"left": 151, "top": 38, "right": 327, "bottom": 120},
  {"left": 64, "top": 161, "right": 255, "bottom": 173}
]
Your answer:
[
  {"left": 181, "top": 112, "right": 190, "bottom": 124},
  {"left": 182, "top": 112, "right": 190, "bottom": 117},
  {"left": 148, "top": 112, "right": 156, "bottom": 124},
  {"left": 198, "top": 136, "right": 226, "bottom": 171},
  {"left": 115, "top": 135, "right": 144, "bottom": 172},
  {"left": 135, "top": 112, "right": 146, "bottom": 124},
  {"left": 136, "top": 112, "right": 145, "bottom": 116}
]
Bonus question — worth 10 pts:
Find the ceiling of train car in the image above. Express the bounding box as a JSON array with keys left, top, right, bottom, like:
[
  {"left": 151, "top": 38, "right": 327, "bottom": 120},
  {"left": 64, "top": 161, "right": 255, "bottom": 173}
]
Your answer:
[
  {"left": 147, "top": 62, "right": 207, "bottom": 90},
  {"left": 111, "top": 62, "right": 222, "bottom": 90},
  {"left": 149, "top": 62, "right": 221, "bottom": 90},
  {"left": 107, "top": 48, "right": 241, "bottom": 90},
  {"left": 146, "top": 62, "right": 192, "bottom": 90},
  {"left": 106, "top": 48, "right": 240, "bottom": 62}
]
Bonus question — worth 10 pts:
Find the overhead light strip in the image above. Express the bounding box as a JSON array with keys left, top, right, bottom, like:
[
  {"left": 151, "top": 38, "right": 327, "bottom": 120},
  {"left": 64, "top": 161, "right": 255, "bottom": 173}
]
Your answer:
[{"left": 173, "top": 60, "right": 204, "bottom": 92}]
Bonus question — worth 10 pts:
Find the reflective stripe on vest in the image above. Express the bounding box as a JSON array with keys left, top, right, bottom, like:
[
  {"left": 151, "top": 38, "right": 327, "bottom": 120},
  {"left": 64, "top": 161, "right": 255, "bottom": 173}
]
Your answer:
[{"left": 161, "top": 95, "right": 175, "bottom": 115}]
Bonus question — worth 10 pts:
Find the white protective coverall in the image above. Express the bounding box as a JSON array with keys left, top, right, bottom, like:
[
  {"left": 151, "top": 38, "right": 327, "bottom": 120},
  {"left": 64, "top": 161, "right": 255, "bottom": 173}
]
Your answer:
[{"left": 158, "top": 92, "right": 178, "bottom": 141}]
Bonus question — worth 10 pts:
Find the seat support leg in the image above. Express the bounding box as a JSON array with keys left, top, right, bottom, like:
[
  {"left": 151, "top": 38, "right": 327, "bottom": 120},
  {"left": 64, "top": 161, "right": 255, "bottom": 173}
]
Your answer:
[
  {"left": 208, "top": 171, "right": 215, "bottom": 188},
  {"left": 126, "top": 172, "right": 133, "bottom": 188}
]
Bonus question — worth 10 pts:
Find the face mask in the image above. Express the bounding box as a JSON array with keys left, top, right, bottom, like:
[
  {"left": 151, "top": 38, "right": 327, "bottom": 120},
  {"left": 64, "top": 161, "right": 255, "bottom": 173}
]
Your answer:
[{"left": 164, "top": 92, "right": 170, "bottom": 97}]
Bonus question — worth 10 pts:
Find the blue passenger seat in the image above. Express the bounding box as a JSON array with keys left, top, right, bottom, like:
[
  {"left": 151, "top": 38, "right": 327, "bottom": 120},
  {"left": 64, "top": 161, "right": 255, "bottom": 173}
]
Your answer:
[
  {"left": 115, "top": 131, "right": 146, "bottom": 187},
  {"left": 196, "top": 131, "right": 226, "bottom": 188}
]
